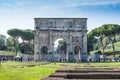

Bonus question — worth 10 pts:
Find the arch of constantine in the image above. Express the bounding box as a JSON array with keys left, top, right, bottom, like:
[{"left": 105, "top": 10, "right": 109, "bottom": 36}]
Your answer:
[{"left": 34, "top": 18, "right": 87, "bottom": 62}]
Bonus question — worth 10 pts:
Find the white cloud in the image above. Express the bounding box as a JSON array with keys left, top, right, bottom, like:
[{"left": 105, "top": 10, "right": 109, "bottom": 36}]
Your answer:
[
  {"left": 55, "top": 0, "right": 120, "bottom": 9},
  {"left": 1, "top": 0, "right": 120, "bottom": 10},
  {"left": 0, "top": 0, "right": 120, "bottom": 37}
]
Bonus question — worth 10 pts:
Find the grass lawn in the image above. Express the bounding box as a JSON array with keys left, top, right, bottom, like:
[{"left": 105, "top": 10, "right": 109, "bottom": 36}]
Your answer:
[
  {"left": 0, "top": 62, "right": 57, "bottom": 80},
  {"left": 90, "top": 42, "right": 120, "bottom": 55},
  {"left": 0, "top": 50, "right": 21, "bottom": 56},
  {"left": 1, "top": 62, "right": 120, "bottom": 80}
]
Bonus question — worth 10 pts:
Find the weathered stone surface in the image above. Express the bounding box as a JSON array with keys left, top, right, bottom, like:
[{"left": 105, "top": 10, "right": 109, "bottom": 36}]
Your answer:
[
  {"left": 41, "top": 68, "right": 120, "bottom": 80},
  {"left": 34, "top": 18, "right": 87, "bottom": 62}
]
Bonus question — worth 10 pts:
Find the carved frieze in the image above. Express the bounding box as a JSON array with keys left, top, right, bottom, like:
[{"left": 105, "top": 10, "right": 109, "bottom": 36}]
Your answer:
[{"left": 35, "top": 18, "right": 87, "bottom": 30}]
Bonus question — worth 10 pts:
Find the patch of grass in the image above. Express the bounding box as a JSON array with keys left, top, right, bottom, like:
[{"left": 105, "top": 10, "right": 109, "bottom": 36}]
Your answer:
[
  {"left": 0, "top": 50, "right": 15, "bottom": 55},
  {"left": 108, "top": 42, "right": 120, "bottom": 47},
  {"left": 87, "top": 62, "right": 120, "bottom": 68},
  {"left": 0, "top": 62, "right": 56, "bottom": 80},
  {"left": 90, "top": 42, "right": 120, "bottom": 58},
  {"left": 0, "top": 66, "right": 56, "bottom": 80},
  {"left": 0, "top": 50, "right": 21, "bottom": 56},
  {"left": 107, "top": 54, "right": 120, "bottom": 59},
  {"left": 1, "top": 62, "right": 120, "bottom": 80}
]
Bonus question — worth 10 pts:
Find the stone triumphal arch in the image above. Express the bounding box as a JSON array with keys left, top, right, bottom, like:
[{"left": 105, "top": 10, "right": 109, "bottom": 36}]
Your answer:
[{"left": 34, "top": 18, "right": 87, "bottom": 62}]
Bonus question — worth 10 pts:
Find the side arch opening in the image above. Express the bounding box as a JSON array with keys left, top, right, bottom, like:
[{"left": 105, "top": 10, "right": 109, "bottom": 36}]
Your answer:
[
  {"left": 74, "top": 46, "right": 81, "bottom": 61},
  {"left": 41, "top": 46, "right": 48, "bottom": 61}
]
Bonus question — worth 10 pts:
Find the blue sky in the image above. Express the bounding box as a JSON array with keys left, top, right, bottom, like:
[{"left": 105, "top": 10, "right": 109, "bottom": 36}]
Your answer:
[{"left": 0, "top": 0, "right": 120, "bottom": 37}]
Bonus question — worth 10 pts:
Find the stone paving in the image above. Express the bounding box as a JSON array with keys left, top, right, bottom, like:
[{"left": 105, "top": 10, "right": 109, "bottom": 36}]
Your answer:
[{"left": 41, "top": 68, "right": 120, "bottom": 80}]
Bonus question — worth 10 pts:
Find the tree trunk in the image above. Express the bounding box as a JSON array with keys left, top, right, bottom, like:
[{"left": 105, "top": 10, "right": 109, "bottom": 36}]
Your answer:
[
  {"left": 101, "top": 35, "right": 104, "bottom": 55},
  {"left": 109, "top": 37, "right": 115, "bottom": 60},
  {"left": 112, "top": 41, "right": 115, "bottom": 60},
  {"left": 22, "top": 40, "right": 25, "bottom": 54},
  {"left": 14, "top": 39, "right": 17, "bottom": 56},
  {"left": 90, "top": 42, "right": 93, "bottom": 51},
  {"left": 26, "top": 41, "right": 30, "bottom": 62},
  {"left": 26, "top": 41, "right": 30, "bottom": 54},
  {"left": 24, "top": 43, "right": 27, "bottom": 54},
  {"left": 113, "top": 34, "right": 116, "bottom": 42},
  {"left": 101, "top": 35, "right": 105, "bottom": 61}
]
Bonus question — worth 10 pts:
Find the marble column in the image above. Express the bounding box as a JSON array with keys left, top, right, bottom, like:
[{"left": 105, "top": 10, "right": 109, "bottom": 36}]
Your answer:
[{"left": 66, "top": 43, "right": 70, "bottom": 61}]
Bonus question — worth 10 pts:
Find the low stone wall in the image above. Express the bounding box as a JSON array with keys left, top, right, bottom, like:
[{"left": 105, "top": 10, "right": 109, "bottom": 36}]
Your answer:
[
  {"left": 22, "top": 54, "right": 34, "bottom": 62},
  {"left": 0, "top": 55, "right": 14, "bottom": 62}
]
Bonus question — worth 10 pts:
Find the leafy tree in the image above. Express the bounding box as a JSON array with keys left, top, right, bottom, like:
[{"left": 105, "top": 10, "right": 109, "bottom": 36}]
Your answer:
[
  {"left": 88, "top": 24, "right": 120, "bottom": 60},
  {"left": 87, "top": 31, "right": 94, "bottom": 52},
  {"left": 91, "top": 26, "right": 106, "bottom": 54},
  {"left": 6, "top": 37, "right": 14, "bottom": 51},
  {"left": 19, "top": 42, "right": 25, "bottom": 53},
  {"left": 6, "top": 37, "right": 19, "bottom": 52},
  {"left": 19, "top": 29, "right": 34, "bottom": 54},
  {"left": 87, "top": 30, "right": 97, "bottom": 52},
  {"left": 103, "top": 24, "right": 120, "bottom": 59},
  {"left": 97, "top": 27, "right": 105, "bottom": 54},
  {"left": 7, "top": 29, "right": 21, "bottom": 55},
  {"left": 57, "top": 40, "right": 67, "bottom": 54},
  {"left": 0, "top": 34, "right": 6, "bottom": 50}
]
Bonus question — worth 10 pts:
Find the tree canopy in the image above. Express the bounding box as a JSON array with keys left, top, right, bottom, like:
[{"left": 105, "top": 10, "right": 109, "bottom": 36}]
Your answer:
[
  {"left": 88, "top": 24, "right": 120, "bottom": 59},
  {"left": 0, "top": 34, "right": 6, "bottom": 50},
  {"left": 57, "top": 40, "right": 67, "bottom": 54},
  {"left": 7, "top": 28, "right": 34, "bottom": 55}
]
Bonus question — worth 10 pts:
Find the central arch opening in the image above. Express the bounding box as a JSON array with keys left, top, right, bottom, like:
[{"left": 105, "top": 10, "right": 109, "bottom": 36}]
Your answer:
[{"left": 53, "top": 38, "right": 67, "bottom": 62}]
